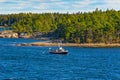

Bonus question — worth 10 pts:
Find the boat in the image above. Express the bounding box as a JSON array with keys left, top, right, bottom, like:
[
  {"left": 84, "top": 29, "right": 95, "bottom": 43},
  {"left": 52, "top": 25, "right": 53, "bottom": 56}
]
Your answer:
[
  {"left": 49, "top": 41, "right": 68, "bottom": 54},
  {"left": 49, "top": 46, "right": 68, "bottom": 54}
]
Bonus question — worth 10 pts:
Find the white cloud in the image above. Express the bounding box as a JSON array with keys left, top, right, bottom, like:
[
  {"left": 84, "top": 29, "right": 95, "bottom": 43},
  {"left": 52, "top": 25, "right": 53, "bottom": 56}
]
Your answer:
[
  {"left": 0, "top": 0, "right": 6, "bottom": 2},
  {"left": 104, "top": 0, "right": 120, "bottom": 10},
  {"left": 73, "top": 0, "right": 90, "bottom": 7}
]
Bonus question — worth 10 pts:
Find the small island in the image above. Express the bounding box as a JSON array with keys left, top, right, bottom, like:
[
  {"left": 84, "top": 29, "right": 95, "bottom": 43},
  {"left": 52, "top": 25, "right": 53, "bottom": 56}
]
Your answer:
[{"left": 0, "top": 9, "right": 120, "bottom": 47}]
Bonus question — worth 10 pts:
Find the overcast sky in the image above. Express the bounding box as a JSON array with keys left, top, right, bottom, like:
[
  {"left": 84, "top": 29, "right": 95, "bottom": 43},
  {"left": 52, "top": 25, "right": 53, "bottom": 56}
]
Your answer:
[{"left": 0, "top": 0, "right": 120, "bottom": 14}]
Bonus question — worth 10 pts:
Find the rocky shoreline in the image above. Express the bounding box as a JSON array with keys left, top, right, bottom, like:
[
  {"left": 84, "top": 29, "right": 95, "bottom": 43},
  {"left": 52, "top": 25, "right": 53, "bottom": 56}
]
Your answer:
[
  {"left": 16, "top": 42, "right": 120, "bottom": 47},
  {"left": 1, "top": 30, "right": 120, "bottom": 47},
  {"left": 0, "top": 30, "right": 18, "bottom": 38},
  {"left": 0, "top": 30, "right": 31, "bottom": 38}
]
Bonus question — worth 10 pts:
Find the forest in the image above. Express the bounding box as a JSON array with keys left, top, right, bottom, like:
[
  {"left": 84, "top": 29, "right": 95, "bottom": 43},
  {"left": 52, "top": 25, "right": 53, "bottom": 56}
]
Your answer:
[{"left": 0, "top": 9, "right": 120, "bottom": 43}]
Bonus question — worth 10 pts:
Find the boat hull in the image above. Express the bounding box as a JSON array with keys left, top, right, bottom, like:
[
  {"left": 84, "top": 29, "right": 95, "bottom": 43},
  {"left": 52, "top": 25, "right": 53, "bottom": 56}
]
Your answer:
[{"left": 49, "top": 51, "right": 68, "bottom": 54}]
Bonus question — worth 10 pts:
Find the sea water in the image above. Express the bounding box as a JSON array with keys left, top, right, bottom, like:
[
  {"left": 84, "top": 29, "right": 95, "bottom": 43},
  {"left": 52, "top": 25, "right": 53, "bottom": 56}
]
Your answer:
[{"left": 0, "top": 38, "right": 120, "bottom": 80}]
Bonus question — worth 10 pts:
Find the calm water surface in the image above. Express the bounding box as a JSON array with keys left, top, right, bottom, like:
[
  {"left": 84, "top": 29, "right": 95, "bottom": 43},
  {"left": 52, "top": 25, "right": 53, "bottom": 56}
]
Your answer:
[{"left": 0, "top": 38, "right": 120, "bottom": 80}]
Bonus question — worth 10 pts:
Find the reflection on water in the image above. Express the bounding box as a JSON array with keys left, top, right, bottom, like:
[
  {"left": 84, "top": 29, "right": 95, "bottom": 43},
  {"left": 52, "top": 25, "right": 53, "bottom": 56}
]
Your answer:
[{"left": 0, "top": 38, "right": 120, "bottom": 80}]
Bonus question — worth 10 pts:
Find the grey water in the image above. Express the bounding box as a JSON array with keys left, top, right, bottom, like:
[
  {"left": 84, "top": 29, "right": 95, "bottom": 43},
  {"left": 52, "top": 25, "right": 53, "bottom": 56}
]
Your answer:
[{"left": 0, "top": 38, "right": 120, "bottom": 80}]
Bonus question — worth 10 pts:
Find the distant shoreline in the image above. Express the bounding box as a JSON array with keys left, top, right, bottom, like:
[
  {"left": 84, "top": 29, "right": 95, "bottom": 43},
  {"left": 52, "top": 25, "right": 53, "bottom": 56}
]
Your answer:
[{"left": 16, "top": 42, "right": 120, "bottom": 47}]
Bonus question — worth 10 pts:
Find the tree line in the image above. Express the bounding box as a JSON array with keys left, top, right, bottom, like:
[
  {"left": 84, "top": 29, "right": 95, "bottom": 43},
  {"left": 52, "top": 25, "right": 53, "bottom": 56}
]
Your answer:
[{"left": 0, "top": 9, "right": 120, "bottom": 43}]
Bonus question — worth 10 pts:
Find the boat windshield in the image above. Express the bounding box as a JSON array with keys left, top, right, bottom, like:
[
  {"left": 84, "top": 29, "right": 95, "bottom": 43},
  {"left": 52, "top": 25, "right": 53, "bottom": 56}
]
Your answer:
[{"left": 58, "top": 47, "right": 64, "bottom": 51}]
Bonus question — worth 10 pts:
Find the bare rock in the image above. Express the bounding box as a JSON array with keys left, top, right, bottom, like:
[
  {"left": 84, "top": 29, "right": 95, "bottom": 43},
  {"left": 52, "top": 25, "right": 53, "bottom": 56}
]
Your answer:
[{"left": 0, "top": 30, "right": 18, "bottom": 38}]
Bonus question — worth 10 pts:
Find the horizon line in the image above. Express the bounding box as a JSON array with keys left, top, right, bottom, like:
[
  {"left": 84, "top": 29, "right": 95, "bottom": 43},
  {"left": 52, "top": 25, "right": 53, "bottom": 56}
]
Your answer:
[{"left": 0, "top": 8, "right": 120, "bottom": 15}]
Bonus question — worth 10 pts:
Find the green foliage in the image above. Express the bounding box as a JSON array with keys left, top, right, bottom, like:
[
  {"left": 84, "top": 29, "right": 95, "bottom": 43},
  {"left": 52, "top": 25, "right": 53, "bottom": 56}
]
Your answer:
[{"left": 0, "top": 9, "right": 120, "bottom": 43}]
